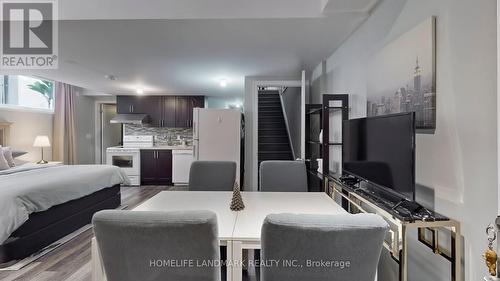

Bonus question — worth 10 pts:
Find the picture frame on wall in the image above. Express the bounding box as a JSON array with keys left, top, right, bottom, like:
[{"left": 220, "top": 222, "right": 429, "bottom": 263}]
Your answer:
[{"left": 367, "top": 16, "right": 436, "bottom": 133}]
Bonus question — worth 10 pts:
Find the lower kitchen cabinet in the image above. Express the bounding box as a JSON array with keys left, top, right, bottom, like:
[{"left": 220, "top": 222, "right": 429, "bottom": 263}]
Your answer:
[{"left": 141, "top": 150, "right": 172, "bottom": 185}]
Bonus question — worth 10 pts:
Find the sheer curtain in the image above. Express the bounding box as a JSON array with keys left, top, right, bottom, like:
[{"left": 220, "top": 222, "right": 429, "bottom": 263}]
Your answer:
[{"left": 52, "top": 82, "right": 77, "bottom": 164}]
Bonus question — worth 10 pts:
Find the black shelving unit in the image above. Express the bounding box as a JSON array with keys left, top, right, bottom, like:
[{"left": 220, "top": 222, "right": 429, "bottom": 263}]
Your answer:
[
  {"left": 322, "top": 94, "right": 349, "bottom": 177},
  {"left": 305, "top": 104, "right": 323, "bottom": 192},
  {"left": 305, "top": 95, "right": 349, "bottom": 192}
]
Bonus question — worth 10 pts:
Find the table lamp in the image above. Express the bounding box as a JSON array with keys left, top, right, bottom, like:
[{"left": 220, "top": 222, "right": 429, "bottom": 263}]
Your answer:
[{"left": 33, "top": 135, "right": 51, "bottom": 164}]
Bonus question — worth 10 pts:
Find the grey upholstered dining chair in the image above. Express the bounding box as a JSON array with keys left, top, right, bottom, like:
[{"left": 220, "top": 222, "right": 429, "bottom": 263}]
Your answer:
[
  {"left": 93, "top": 210, "right": 221, "bottom": 281},
  {"left": 261, "top": 213, "right": 388, "bottom": 281},
  {"left": 189, "top": 161, "right": 236, "bottom": 191},
  {"left": 260, "top": 160, "right": 308, "bottom": 192}
]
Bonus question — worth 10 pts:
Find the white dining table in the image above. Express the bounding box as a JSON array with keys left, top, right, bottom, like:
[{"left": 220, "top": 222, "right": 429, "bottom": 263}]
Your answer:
[{"left": 91, "top": 191, "right": 347, "bottom": 281}]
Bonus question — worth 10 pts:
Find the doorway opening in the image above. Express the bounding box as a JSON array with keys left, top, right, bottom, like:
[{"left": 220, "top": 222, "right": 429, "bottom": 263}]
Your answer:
[{"left": 99, "top": 103, "right": 122, "bottom": 164}]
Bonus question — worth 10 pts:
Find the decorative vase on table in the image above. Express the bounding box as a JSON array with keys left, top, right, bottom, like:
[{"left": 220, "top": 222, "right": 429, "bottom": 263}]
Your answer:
[{"left": 230, "top": 182, "right": 245, "bottom": 211}]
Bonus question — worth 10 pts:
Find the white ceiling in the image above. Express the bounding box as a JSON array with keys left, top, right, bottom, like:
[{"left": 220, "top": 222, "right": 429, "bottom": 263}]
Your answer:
[
  {"left": 59, "top": 0, "right": 376, "bottom": 20},
  {"left": 3, "top": 0, "right": 378, "bottom": 97},
  {"left": 322, "top": 0, "right": 378, "bottom": 13},
  {"left": 59, "top": 0, "right": 326, "bottom": 20}
]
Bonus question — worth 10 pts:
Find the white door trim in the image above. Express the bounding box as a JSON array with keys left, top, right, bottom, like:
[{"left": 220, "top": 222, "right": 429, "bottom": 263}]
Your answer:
[
  {"left": 252, "top": 79, "right": 303, "bottom": 191},
  {"left": 94, "top": 100, "right": 117, "bottom": 164}
]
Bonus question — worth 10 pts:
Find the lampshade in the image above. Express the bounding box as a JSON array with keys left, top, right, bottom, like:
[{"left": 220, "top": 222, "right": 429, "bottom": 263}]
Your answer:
[{"left": 33, "top": 136, "right": 51, "bottom": 148}]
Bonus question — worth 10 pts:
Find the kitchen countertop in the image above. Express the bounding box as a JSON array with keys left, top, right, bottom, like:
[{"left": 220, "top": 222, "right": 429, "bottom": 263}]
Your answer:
[{"left": 139, "top": 146, "right": 193, "bottom": 150}]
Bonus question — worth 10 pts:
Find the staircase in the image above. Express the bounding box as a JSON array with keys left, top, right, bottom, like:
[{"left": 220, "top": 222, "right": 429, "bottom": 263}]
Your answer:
[{"left": 258, "top": 90, "right": 294, "bottom": 170}]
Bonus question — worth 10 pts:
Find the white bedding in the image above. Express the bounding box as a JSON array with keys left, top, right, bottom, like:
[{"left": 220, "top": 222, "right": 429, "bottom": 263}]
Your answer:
[{"left": 0, "top": 164, "right": 130, "bottom": 244}]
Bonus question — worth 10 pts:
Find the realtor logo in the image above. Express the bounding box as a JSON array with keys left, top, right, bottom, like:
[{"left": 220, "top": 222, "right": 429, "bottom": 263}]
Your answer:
[{"left": 0, "top": 0, "right": 58, "bottom": 69}]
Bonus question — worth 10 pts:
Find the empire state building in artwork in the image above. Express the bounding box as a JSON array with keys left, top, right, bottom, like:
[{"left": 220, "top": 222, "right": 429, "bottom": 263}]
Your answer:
[
  {"left": 413, "top": 58, "right": 424, "bottom": 126},
  {"left": 367, "top": 57, "right": 436, "bottom": 129}
]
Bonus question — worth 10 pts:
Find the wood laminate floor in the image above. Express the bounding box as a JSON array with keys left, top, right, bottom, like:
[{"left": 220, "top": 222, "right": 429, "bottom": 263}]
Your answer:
[{"left": 0, "top": 186, "right": 258, "bottom": 281}]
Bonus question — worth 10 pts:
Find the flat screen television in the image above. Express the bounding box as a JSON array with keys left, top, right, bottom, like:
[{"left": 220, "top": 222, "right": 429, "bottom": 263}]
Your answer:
[{"left": 342, "top": 112, "right": 416, "bottom": 201}]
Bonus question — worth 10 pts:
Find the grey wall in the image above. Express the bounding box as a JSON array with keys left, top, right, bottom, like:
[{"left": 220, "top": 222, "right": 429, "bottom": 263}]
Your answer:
[
  {"left": 310, "top": 0, "right": 497, "bottom": 279},
  {"left": 0, "top": 88, "right": 98, "bottom": 165},
  {"left": 0, "top": 107, "right": 53, "bottom": 163},
  {"left": 281, "top": 87, "right": 301, "bottom": 159},
  {"left": 0, "top": 87, "right": 103, "bottom": 165}
]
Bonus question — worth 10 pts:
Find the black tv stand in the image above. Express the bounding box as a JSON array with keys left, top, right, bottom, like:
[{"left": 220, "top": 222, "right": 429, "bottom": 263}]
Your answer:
[
  {"left": 338, "top": 177, "right": 448, "bottom": 223},
  {"left": 393, "top": 198, "right": 424, "bottom": 214},
  {"left": 339, "top": 175, "right": 361, "bottom": 186},
  {"left": 391, "top": 198, "right": 439, "bottom": 222}
]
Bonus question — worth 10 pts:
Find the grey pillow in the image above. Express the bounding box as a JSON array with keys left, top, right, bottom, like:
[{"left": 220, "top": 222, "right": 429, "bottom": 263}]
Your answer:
[
  {"left": 0, "top": 151, "right": 10, "bottom": 171},
  {"left": 2, "top": 147, "right": 15, "bottom": 167},
  {"left": 11, "top": 149, "right": 27, "bottom": 158}
]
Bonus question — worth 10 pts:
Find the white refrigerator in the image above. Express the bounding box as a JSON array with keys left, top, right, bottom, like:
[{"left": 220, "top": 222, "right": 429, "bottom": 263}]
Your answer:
[{"left": 193, "top": 108, "right": 243, "bottom": 185}]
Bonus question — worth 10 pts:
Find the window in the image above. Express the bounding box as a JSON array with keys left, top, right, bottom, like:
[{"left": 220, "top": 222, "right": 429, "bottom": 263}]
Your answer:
[{"left": 1, "top": 75, "right": 54, "bottom": 111}]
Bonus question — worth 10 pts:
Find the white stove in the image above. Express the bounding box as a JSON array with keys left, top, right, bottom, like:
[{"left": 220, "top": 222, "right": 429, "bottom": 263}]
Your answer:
[{"left": 106, "top": 136, "right": 154, "bottom": 186}]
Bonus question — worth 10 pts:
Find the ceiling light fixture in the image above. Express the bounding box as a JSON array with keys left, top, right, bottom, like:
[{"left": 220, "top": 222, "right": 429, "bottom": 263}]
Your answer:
[
  {"left": 104, "top": 74, "right": 116, "bottom": 81},
  {"left": 136, "top": 89, "right": 144, "bottom": 95},
  {"left": 219, "top": 79, "right": 228, "bottom": 88}
]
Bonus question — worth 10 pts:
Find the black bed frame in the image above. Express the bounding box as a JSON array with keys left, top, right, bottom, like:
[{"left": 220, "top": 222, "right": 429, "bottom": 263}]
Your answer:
[{"left": 0, "top": 185, "right": 121, "bottom": 264}]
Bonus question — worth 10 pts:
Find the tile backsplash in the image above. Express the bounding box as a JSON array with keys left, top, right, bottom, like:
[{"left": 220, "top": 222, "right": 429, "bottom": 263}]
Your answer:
[{"left": 124, "top": 124, "right": 193, "bottom": 146}]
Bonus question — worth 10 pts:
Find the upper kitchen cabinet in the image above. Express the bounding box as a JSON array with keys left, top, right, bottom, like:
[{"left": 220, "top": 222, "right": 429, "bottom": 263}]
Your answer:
[
  {"left": 162, "top": 96, "right": 177, "bottom": 128},
  {"left": 175, "top": 97, "right": 190, "bottom": 128},
  {"left": 176, "top": 96, "right": 205, "bottom": 128},
  {"left": 147, "top": 96, "right": 164, "bottom": 127},
  {"left": 116, "top": 96, "right": 159, "bottom": 114},
  {"left": 116, "top": 95, "right": 204, "bottom": 128},
  {"left": 192, "top": 96, "right": 205, "bottom": 108},
  {"left": 116, "top": 96, "right": 135, "bottom": 114},
  {"left": 189, "top": 96, "right": 205, "bottom": 126}
]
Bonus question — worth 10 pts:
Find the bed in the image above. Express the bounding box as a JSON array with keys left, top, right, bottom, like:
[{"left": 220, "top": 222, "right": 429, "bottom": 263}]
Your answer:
[{"left": 0, "top": 163, "right": 129, "bottom": 264}]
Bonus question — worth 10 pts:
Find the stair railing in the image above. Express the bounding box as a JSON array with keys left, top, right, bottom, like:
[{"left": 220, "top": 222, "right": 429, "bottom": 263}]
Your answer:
[{"left": 278, "top": 87, "right": 298, "bottom": 160}]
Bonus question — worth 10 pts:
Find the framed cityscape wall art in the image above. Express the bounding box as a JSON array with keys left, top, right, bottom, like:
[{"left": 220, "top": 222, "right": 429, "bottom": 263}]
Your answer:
[{"left": 367, "top": 17, "right": 436, "bottom": 132}]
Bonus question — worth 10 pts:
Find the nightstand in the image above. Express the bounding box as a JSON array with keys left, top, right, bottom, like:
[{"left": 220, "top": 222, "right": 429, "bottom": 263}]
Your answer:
[{"left": 34, "top": 161, "right": 63, "bottom": 165}]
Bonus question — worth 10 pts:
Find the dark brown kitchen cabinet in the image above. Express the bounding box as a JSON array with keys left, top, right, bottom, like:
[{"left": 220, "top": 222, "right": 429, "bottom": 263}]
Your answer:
[
  {"left": 141, "top": 150, "right": 172, "bottom": 185},
  {"left": 162, "top": 96, "right": 177, "bottom": 127},
  {"left": 175, "top": 97, "right": 190, "bottom": 128},
  {"left": 116, "top": 96, "right": 133, "bottom": 114},
  {"left": 145, "top": 96, "right": 163, "bottom": 127},
  {"left": 140, "top": 150, "right": 157, "bottom": 184},
  {"left": 116, "top": 96, "right": 155, "bottom": 114},
  {"left": 189, "top": 96, "right": 205, "bottom": 126},
  {"left": 156, "top": 150, "right": 173, "bottom": 184},
  {"left": 176, "top": 96, "right": 205, "bottom": 128},
  {"left": 192, "top": 96, "right": 205, "bottom": 108},
  {"left": 117, "top": 95, "right": 204, "bottom": 128}
]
